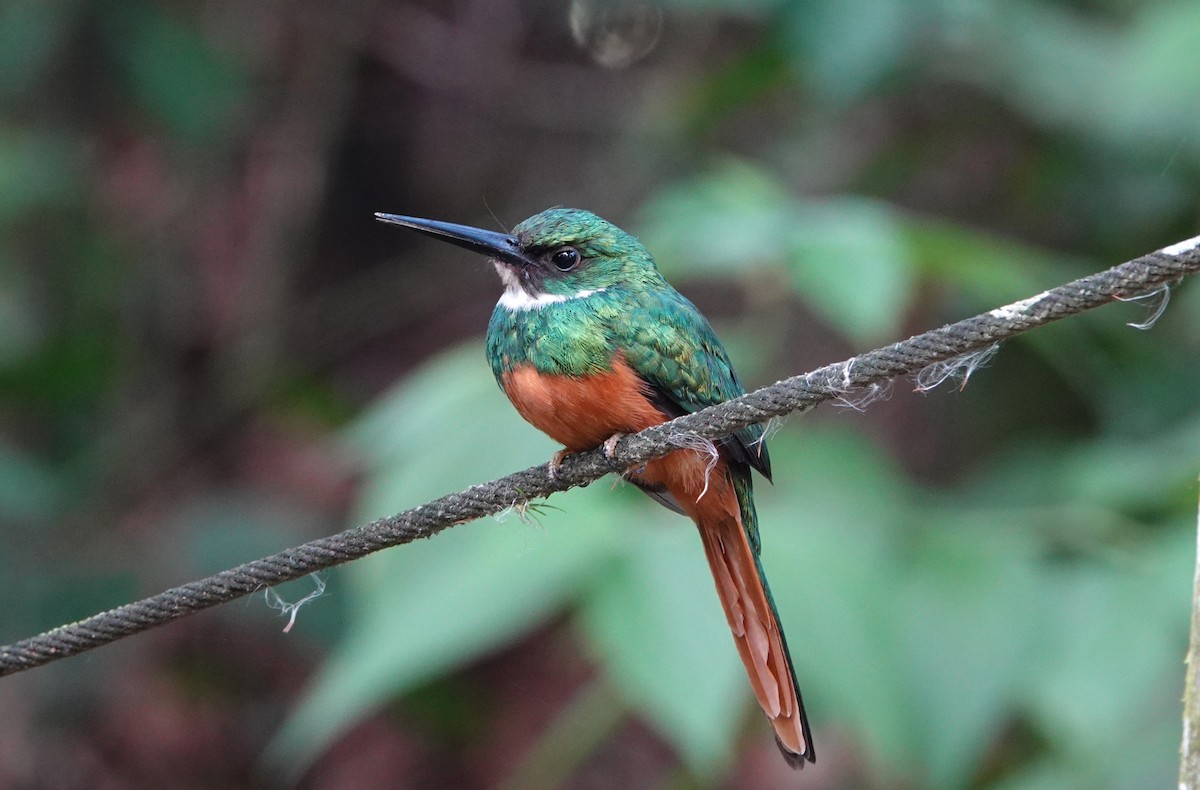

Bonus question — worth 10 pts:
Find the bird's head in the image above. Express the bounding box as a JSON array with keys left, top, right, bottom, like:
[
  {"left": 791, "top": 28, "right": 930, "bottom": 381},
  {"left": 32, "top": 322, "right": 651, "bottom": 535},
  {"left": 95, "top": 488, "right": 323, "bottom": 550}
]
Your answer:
[{"left": 375, "top": 207, "right": 661, "bottom": 301}]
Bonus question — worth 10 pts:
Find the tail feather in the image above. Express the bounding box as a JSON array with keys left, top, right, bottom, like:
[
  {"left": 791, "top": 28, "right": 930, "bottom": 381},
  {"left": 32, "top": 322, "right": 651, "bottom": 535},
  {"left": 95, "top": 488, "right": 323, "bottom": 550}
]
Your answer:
[
  {"left": 688, "top": 467, "right": 814, "bottom": 767},
  {"left": 643, "top": 448, "right": 814, "bottom": 767}
]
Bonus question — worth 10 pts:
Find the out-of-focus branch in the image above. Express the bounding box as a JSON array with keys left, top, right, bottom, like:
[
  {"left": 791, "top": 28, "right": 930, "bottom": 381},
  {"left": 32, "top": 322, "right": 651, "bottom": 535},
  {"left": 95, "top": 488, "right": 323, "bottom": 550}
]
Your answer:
[{"left": 1181, "top": 477, "right": 1200, "bottom": 789}]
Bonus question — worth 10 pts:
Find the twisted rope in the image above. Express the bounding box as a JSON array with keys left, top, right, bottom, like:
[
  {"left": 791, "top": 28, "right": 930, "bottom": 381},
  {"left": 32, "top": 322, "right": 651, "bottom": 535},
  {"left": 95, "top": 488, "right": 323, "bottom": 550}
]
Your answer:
[{"left": 2, "top": 237, "right": 1198, "bottom": 677}]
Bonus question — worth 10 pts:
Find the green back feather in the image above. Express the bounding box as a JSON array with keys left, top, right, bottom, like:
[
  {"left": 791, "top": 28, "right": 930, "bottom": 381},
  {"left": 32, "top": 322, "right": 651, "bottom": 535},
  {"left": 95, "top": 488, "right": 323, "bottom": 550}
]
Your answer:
[{"left": 486, "top": 208, "right": 769, "bottom": 477}]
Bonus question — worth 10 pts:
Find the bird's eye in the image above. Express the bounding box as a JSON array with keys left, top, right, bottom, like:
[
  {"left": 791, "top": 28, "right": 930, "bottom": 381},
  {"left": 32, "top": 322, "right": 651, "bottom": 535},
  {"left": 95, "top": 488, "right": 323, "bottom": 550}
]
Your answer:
[{"left": 550, "top": 247, "right": 580, "bottom": 271}]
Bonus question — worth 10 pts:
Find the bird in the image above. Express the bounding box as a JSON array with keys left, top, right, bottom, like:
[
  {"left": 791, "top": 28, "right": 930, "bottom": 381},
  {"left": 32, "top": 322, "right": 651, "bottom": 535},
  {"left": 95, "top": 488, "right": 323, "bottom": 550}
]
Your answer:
[{"left": 375, "top": 207, "right": 814, "bottom": 767}]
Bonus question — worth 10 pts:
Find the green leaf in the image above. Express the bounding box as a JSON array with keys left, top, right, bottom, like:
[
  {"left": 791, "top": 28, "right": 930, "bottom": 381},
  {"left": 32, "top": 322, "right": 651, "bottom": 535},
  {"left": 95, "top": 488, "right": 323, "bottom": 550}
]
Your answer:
[
  {"left": 757, "top": 426, "right": 920, "bottom": 771},
  {"left": 1059, "top": 422, "right": 1200, "bottom": 514},
  {"left": 578, "top": 510, "right": 747, "bottom": 775},
  {"left": 268, "top": 501, "right": 620, "bottom": 775},
  {"left": 0, "top": 1, "right": 74, "bottom": 102},
  {"left": 1026, "top": 531, "right": 1190, "bottom": 766},
  {"left": 894, "top": 523, "right": 1042, "bottom": 789},
  {"left": 782, "top": 198, "right": 914, "bottom": 344},
  {"left": 659, "top": 0, "right": 786, "bottom": 17},
  {"left": 157, "top": 489, "right": 343, "bottom": 634},
  {"left": 639, "top": 160, "right": 916, "bottom": 343},
  {"left": 900, "top": 217, "right": 1068, "bottom": 303},
  {"left": 101, "top": 1, "right": 249, "bottom": 144},
  {"left": 675, "top": 39, "right": 791, "bottom": 138},
  {"left": 782, "top": 0, "right": 914, "bottom": 103},
  {"left": 0, "top": 275, "right": 44, "bottom": 366},
  {"left": 0, "top": 127, "right": 78, "bottom": 223},
  {"left": 0, "top": 440, "right": 61, "bottom": 521},
  {"left": 638, "top": 159, "right": 796, "bottom": 272},
  {"left": 969, "top": 0, "right": 1200, "bottom": 157},
  {"left": 965, "top": 415, "right": 1200, "bottom": 516},
  {"left": 266, "top": 344, "right": 622, "bottom": 773}
]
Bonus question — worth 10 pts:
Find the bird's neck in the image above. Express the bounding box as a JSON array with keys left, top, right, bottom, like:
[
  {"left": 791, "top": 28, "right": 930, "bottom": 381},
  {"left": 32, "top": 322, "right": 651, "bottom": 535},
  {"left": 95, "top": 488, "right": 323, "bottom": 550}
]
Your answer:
[
  {"left": 486, "top": 286, "right": 626, "bottom": 379},
  {"left": 495, "top": 281, "right": 608, "bottom": 312}
]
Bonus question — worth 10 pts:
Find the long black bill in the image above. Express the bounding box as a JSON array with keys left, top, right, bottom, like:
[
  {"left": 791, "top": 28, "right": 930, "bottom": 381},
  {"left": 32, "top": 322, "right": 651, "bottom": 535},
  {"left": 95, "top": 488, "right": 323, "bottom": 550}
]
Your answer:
[{"left": 374, "top": 213, "right": 531, "bottom": 268}]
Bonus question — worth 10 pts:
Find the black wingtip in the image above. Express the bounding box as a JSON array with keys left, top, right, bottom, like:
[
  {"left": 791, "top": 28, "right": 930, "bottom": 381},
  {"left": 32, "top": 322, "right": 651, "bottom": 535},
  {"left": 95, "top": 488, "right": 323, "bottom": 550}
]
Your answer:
[{"left": 776, "top": 735, "right": 816, "bottom": 769}]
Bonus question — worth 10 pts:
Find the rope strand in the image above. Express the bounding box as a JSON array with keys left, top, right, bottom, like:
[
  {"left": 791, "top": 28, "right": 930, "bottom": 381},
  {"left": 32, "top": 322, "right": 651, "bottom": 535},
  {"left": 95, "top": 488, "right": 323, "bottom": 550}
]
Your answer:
[{"left": 2, "top": 238, "right": 1197, "bottom": 677}]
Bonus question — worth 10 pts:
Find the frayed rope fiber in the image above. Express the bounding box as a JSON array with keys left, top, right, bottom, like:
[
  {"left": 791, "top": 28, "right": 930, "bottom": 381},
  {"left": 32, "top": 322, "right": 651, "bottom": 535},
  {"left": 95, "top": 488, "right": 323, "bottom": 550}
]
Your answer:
[{"left": 2, "top": 238, "right": 1198, "bottom": 677}]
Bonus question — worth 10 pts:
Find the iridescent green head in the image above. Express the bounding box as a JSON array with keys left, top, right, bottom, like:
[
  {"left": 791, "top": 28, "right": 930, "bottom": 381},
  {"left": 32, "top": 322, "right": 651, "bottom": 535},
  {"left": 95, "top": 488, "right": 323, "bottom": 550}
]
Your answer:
[{"left": 375, "top": 207, "right": 663, "bottom": 304}]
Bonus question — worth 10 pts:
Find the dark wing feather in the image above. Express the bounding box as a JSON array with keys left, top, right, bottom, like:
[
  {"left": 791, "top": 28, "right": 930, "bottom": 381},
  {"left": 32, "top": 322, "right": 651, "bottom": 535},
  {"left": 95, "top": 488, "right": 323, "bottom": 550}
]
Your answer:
[{"left": 620, "top": 289, "right": 772, "bottom": 482}]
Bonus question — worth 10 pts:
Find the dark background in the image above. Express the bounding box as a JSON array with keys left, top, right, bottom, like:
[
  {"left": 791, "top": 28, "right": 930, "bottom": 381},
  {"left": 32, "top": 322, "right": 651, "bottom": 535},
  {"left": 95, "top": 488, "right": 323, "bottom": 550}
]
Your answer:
[{"left": 2, "top": 1, "right": 1198, "bottom": 787}]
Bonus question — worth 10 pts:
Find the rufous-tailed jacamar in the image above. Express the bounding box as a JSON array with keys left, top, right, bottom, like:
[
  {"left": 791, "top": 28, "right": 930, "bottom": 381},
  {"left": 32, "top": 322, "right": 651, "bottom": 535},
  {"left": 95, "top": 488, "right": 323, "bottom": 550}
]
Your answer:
[{"left": 376, "top": 208, "right": 814, "bottom": 767}]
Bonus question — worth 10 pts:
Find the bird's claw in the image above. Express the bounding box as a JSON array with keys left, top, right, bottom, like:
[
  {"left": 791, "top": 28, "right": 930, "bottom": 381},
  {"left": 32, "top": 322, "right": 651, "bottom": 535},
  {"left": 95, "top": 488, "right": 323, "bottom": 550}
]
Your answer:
[
  {"left": 548, "top": 449, "right": 570, "bottom": 481},
  {"left": 549, "top": 436, "right": 625, "bottom": 481},
  {"left": 603, "top": 433, "right": 626, "bottom": 462}
]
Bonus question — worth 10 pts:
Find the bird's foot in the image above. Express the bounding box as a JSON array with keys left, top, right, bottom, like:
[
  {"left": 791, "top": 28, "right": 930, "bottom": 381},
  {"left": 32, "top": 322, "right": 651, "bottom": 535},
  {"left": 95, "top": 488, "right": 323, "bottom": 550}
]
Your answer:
[
  {"left": 602, "top": 433, "right": 626, "bottom": 462},
  {"left": 548, "top": 449, "right": 571, "bottom": 481}
]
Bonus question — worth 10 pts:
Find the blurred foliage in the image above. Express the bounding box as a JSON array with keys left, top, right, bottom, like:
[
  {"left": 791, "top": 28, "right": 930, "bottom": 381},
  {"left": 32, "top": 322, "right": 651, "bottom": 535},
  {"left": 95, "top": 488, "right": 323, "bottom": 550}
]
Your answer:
[{"left": 1, "top": 0, "right": 1198, "bottom": 788}]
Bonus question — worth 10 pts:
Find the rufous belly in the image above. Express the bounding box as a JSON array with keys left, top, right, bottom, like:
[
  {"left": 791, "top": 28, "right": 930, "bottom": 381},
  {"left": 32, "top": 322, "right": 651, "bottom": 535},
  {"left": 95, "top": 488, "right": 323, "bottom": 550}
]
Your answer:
[
  {"left": 501, "top": 356, "right": 810, "bottom": 761},
  {"left": 500, "top": 356, "right": 668, "bottom": 451},
  {"left": 501, "top": 356, "right": 727, "bottom": 511}
]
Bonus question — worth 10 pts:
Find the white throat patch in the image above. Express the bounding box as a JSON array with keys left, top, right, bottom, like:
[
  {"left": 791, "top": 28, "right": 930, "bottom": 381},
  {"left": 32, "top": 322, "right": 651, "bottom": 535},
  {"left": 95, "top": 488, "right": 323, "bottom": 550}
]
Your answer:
[{"left": 493, "top": 263, "right": 605, "bottom": 312}]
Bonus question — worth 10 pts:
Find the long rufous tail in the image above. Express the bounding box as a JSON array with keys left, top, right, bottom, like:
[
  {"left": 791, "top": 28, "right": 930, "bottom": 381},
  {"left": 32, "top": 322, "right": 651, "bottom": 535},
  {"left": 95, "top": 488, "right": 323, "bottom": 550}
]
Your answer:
[{"left": 684, "top": 464, "right": 814, "bottom": 767}]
